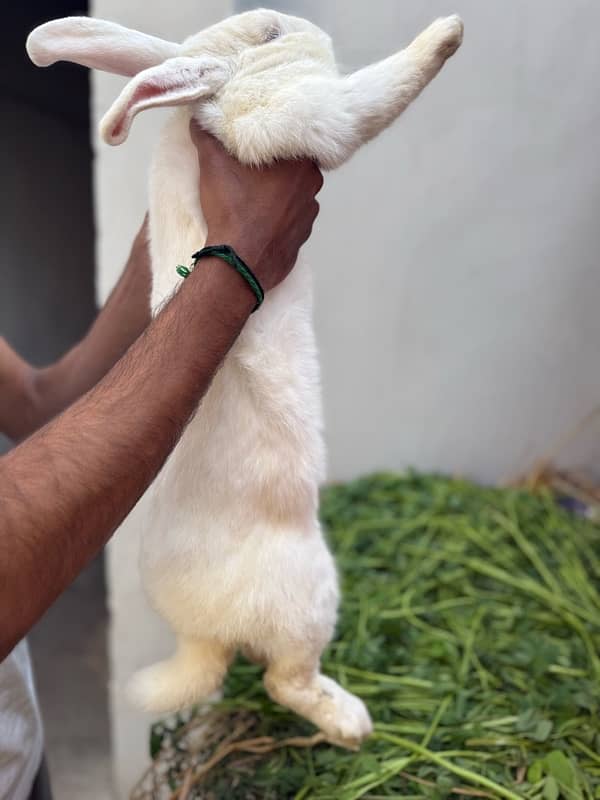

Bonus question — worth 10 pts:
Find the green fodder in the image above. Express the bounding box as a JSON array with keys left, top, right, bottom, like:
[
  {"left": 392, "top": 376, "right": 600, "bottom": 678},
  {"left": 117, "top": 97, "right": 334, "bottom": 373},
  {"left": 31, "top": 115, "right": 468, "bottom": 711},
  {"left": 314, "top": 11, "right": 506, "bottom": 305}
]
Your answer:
[{"left": 133, "top": 472, "right": 600, "bottom": 800}]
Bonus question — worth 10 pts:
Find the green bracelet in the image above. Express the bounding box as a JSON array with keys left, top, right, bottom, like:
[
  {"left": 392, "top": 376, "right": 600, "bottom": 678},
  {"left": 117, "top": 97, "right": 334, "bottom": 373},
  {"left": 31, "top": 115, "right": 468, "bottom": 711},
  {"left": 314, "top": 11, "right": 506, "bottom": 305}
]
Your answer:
[{"left": 176, "top": 244, "right": 264, "bottom": 312}]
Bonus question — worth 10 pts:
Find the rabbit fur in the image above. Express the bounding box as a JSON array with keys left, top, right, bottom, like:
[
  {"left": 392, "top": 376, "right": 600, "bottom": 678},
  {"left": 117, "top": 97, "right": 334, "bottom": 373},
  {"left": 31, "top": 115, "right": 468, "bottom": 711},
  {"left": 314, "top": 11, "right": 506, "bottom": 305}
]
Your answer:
[{"left": 27, "top": 8, "right": 462, "bottom": 748}]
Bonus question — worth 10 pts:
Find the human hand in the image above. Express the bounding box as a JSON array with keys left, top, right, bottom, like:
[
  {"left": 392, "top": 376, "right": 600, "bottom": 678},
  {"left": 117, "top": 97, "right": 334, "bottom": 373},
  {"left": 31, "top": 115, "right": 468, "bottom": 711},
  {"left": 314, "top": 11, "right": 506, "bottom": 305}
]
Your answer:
[{"left": 189, "top": 120, "right": 323, "bottom": 292}]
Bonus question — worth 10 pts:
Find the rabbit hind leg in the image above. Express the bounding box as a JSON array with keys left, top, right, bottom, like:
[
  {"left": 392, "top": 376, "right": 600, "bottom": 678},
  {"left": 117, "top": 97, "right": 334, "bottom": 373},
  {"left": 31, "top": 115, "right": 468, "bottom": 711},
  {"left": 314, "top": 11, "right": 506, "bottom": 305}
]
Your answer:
[
  {"left": 263, "top": 644, "right": 372, "bottom": 750},
  {"left": 127, "top": 636, "right": 233, "bottom": 713}
]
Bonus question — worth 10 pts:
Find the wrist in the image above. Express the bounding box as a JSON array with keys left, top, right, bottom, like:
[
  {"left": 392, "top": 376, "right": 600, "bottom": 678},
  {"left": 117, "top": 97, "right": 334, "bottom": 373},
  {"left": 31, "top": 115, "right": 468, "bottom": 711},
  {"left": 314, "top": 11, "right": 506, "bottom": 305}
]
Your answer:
[
  {"left": 0, "top": 339, "right": 41, "bottom": 440},
  {"left": 205, "top": 230, "right": 271, "bottom": 288},
  {"left": 18, "top": 362, "right": 62, "bottom": 437},
  {"left": 183, "top": 253, "right": 256, "bottom": 325}
]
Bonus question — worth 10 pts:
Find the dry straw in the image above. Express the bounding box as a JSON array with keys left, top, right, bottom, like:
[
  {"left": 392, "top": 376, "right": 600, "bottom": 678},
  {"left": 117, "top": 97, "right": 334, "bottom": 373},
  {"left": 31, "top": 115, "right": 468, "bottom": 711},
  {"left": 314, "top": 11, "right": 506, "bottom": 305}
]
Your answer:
[{"left": 132, "top": 472, "right": 600, "bottom": 800}]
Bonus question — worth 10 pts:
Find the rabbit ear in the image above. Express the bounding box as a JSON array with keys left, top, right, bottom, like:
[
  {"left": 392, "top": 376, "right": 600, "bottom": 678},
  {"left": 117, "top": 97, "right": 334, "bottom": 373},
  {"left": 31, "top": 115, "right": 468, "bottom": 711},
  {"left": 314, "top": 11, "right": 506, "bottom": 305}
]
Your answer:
[
  {"left": 26, "top": 17, "right": 179, "bottom": 77},
  {"left": 100, "top": 56, "right": 230, "bottom": 145}
]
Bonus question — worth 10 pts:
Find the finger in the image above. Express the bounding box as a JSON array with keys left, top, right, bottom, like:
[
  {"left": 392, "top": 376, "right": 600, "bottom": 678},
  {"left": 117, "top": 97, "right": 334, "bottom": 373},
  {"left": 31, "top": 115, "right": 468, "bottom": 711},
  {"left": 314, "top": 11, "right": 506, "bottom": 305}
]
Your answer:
[
  {"left": 312, "top": 165, "right": 324, "bottom": 195},
  {"left": 305, "top": 201, "right": 320, "bottom": 241},
  {"left": 298, "top": 204, "right": 319, "bottom": 248}
]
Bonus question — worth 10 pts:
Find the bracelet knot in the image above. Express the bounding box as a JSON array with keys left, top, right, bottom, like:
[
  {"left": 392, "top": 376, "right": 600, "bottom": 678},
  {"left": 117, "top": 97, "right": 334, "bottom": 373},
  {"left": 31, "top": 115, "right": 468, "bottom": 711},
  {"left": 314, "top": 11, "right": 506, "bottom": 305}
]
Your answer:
[{"left": 176, "top": 244, "right": 264, "bottom": 312}]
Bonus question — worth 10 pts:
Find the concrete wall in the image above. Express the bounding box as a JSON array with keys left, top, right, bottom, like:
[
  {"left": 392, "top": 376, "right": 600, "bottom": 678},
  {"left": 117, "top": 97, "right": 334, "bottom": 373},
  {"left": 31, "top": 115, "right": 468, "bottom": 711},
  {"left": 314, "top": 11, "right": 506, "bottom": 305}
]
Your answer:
[
  {"left": 92, "top": 1, "right": 600, "bottom": 795},
  {"left": 0, "top": 103, "right": 94, "bottom": 365},
  {"left": 92, "top": 4, "right": 231, "bottom": 795}
]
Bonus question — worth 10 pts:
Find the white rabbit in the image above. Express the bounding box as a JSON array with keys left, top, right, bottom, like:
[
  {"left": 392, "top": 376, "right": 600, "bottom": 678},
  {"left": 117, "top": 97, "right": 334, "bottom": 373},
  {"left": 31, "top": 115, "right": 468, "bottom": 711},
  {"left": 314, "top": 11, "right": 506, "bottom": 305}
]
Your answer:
[{"left": 27, "top": 8, "right": 462, "bottom": 748}]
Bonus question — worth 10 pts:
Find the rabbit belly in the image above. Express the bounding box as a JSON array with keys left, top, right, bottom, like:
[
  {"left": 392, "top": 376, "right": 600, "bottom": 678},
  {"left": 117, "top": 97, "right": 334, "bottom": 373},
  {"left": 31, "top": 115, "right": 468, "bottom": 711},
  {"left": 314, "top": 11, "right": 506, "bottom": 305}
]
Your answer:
[{"left": 138, "top": 271, "right": 332, "bottom": 649}]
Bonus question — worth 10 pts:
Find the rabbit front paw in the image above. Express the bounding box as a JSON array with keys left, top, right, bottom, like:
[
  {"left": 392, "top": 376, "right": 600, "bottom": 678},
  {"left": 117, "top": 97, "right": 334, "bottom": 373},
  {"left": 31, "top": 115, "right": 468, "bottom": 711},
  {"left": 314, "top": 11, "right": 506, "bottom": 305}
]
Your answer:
[{"left": 409, "top": 15, "right": 464, "bottom": 65}]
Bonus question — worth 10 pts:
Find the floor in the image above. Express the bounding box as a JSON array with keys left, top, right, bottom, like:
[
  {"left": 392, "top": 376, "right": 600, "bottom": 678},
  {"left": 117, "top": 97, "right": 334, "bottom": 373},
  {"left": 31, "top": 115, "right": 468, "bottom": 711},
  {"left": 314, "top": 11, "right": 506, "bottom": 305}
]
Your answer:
[{"left": 29, "top": 556, "right": 113, "bottom": 800}]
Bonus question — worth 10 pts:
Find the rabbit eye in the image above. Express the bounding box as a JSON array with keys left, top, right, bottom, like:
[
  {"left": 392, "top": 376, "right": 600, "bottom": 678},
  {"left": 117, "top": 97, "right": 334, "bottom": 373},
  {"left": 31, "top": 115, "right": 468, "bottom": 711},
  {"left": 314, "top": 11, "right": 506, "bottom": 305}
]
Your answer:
[{"left": 263, "top": 26, "right": 281, "bottom": 43}]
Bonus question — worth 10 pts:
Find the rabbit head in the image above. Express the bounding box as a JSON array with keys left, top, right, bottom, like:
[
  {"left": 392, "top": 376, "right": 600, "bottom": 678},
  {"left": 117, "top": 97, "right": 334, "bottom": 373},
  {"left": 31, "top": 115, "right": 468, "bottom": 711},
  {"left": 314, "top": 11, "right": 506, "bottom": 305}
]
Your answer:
[{"left": 26, "top": 8, "right": 463, "bottom": 169}]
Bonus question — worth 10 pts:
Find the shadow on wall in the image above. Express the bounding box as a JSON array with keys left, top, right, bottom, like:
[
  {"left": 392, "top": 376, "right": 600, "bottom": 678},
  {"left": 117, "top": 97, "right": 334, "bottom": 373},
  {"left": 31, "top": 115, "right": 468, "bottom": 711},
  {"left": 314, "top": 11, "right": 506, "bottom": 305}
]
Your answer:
[{"left": 0, "top": 4, "right": 96, "bottom": 389}]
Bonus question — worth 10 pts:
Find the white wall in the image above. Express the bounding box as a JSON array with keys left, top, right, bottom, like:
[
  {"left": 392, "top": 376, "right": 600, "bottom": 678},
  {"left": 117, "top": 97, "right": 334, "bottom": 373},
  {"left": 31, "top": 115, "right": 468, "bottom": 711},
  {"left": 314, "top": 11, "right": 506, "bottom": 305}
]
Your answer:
[{"left": 92, "top": 1, "right": 600, "bottom": 795}]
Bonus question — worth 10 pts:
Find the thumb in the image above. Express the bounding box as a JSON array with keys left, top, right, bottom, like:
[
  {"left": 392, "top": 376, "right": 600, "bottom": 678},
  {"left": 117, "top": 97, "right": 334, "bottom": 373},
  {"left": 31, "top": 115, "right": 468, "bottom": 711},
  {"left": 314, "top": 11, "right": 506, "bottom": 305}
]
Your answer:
[{"left": 189, "top": 119, "right": 226, "bottom": 172}]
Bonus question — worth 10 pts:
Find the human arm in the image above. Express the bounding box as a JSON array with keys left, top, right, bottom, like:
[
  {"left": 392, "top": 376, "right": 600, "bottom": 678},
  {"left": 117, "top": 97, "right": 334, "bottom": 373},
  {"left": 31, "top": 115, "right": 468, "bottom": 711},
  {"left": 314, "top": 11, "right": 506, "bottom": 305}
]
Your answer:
[
  {"left": 0, "top": 216, "right": 152, "bottom": 442},
  {"left": 0, "top": 125, "right": 322, "bottom": 658}
]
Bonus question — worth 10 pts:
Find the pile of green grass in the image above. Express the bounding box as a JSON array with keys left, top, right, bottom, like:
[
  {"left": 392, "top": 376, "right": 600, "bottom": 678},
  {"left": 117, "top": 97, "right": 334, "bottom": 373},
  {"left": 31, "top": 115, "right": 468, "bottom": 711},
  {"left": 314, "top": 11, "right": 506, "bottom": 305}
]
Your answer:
[{"left": 134, "top": 473, "right": 600, "bottom": 800}]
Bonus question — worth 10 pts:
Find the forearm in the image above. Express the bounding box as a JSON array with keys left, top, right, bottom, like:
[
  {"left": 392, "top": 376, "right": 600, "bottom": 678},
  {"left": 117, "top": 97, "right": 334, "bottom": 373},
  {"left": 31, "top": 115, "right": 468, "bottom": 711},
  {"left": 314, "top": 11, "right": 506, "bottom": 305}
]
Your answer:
[
  {"left": 0, "top": 123, "right": 323, "bottom": 656},
  {"left": 27, "top": 224, "right": 152, "bottom": 434},
  {"left": 0, "top": 259, "right": 253, "bottom": 657}
]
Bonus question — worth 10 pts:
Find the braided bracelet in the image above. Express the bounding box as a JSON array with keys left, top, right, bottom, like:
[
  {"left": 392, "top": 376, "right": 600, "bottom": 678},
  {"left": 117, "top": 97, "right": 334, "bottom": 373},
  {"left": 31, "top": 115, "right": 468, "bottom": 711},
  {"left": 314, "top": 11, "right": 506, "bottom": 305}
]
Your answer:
[{"left": 176, "top": 244, "right": 264, "bottom": 312}]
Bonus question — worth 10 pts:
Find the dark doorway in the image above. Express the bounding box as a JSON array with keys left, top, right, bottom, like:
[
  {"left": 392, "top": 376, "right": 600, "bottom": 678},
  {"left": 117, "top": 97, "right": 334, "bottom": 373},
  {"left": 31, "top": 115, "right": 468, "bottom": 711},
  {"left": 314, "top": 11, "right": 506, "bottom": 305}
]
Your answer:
[{"left": 1, "top": 5, "right": 111, "bottom": 798}]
